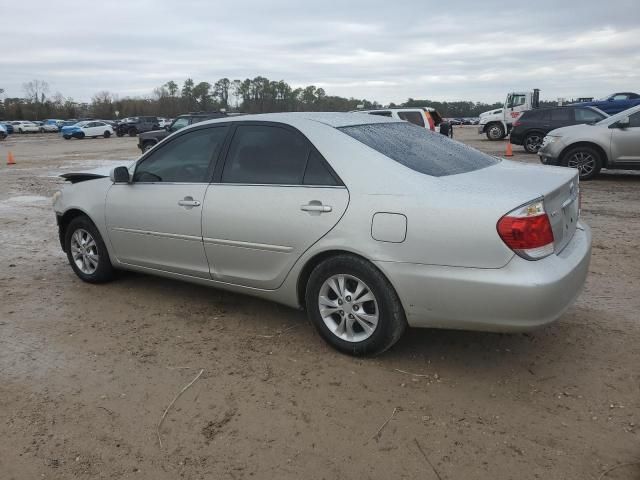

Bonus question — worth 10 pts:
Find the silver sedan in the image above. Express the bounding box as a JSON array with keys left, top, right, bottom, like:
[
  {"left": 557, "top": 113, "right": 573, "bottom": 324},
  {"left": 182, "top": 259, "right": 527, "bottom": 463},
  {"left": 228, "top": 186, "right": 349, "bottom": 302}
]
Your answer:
[{"left": 53, "top": 112, "right": 592, "bottom": 355}]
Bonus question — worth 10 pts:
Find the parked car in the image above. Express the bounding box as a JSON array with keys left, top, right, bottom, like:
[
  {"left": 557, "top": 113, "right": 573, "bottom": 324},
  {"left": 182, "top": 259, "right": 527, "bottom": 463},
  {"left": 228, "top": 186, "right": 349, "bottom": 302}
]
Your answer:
[
  {"left": 60, "top": 121, "right": 114, "bottom": 139},
  {"left": 115, "top": 116, "right": 159, "bottom": 137},
  {"left": 355, "top": 107, "right": 444, "bottom": 132},
  {"left": 0, "top": 122, "right": 13, "bottom": 134},
  {"left": 137, "top": 112, "right": 227, "bottom": 152},
  {"left": 53, "top": 112, "right": 590, "bottom": 356},
  {"left": 11, "top": 121, "right": 40, "bottom": 133},
  {"left": 41, "top": 119, "right": 62, "bottom": 132},
  {"left": 571, "top": 92, "right": 640, "bottom": 115},
  {"left": 511, "top": 106, "right": 608, "bottom": 153},
  {"left": 0, "top": 123, "right": 7, "bottom": 140},
  {"left": 538, "top": 105, "right": 640, "bottom": 180}
]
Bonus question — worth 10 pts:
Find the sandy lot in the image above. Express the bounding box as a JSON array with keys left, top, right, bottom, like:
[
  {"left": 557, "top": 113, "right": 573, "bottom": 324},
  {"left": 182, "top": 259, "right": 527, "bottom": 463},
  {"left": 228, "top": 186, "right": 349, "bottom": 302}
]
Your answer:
[{"left": 0, "top": 127, "right": 638, "bottom": 479}]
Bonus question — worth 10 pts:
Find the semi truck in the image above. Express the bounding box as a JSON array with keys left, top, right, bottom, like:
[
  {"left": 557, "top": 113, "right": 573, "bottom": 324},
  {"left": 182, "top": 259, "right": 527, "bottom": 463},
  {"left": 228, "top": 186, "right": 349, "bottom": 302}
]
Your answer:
[{"left": 478, "top": 89, "right": 540, "bottom": 140}]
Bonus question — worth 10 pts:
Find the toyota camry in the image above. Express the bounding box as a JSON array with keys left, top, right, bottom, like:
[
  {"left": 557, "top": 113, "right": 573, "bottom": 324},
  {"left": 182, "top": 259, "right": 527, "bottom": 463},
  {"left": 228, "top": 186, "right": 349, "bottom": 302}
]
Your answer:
[{"left": 53, "top": 112, "right": 591, "bottom": 355}]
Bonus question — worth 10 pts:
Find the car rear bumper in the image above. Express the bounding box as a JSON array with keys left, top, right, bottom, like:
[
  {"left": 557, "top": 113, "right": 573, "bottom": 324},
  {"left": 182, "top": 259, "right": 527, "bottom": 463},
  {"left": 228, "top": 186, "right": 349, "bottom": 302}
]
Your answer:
[{"left": 375, "top": 222, "right": 591, "bottom": 332}]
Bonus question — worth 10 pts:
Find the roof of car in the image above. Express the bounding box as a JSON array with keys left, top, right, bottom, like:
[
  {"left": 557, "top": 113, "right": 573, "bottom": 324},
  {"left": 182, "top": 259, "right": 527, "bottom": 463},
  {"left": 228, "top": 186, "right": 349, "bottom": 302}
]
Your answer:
[{"left": 200, "top": 111, "right": 402, "bottom": 128}]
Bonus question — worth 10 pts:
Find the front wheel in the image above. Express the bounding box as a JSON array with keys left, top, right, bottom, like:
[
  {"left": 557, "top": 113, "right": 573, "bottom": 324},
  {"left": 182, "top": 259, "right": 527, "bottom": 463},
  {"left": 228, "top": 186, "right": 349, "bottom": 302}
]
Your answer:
[
  {"left": 104, "top": 130, "right": 111, "bottom": 138},
  {"left": 524, "top": 132, "right": 544, "bottom": 153},
  {"left": 563, "top": 146, "right": 602, "bottom": 180},
  {"left": 63, "top": 135, "right": 71, "bottom": 140},
  {"left": 64, "top": 216, "right": 115, "bottom": 283},
  {"left": 142, "top": 142, "right": 156, "bottom": 153},
  {"left": 305, "top": 255, "right": 406, "bottom": 356},
  {"left": 128, "top": 127, "right": 138, "bottom": 137},
  {"left": 485, "top": 123, "right": 505, "bottom": 140}
]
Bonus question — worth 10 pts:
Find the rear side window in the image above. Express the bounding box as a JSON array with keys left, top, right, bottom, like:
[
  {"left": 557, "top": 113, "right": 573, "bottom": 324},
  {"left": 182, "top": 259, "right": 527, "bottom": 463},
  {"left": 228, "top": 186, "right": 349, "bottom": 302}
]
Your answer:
[
  {"left": 339, "top": 122, "right": 498, "bottom": 177},
  {"left": 222, "top": 125, "right": 310, "bottom": 185},
  {"left": 303, "top": 150, "right": 338, "bottom": 186},
  {"left": 575, "top": 108, "right": 605, "bottom": 123},
  {"left": 397, "top": 111, "right": 425, "bottom": 127},
  {"left": 551, "top": 109, "right": 571, "bottom": 122}
]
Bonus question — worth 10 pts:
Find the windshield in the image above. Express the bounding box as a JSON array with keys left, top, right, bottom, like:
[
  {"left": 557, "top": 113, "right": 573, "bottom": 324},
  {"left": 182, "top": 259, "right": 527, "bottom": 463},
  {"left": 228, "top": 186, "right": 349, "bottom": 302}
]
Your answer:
[{"left": 339, "top": 122, "right": 498, "bottom": 177}]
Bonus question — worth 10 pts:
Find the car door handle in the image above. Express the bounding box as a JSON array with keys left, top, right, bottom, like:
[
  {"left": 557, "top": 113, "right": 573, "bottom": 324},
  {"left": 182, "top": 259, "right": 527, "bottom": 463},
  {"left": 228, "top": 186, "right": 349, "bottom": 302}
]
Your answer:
[
  {"left": 178, "top": 197, "right": 201, "bottom": 208},
  {"left": 301, "top": 202, "right": 332, "bottom": 213}
]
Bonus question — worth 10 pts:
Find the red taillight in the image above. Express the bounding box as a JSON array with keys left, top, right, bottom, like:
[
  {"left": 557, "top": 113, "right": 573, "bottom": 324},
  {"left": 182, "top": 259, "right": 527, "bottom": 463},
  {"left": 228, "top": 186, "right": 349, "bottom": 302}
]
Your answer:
[
  {"left": 497, "top": 200, "right": 554, "bottom": 260},
  {"left": 513, "top": 120, "right": 522, "bottom": 127}
]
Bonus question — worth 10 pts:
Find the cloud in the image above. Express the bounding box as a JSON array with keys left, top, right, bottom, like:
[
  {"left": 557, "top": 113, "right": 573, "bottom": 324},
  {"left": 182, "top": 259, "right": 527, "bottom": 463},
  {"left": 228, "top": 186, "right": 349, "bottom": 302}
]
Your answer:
[{"left": 1, "top": 0, "right": 639, "bottom": 104}]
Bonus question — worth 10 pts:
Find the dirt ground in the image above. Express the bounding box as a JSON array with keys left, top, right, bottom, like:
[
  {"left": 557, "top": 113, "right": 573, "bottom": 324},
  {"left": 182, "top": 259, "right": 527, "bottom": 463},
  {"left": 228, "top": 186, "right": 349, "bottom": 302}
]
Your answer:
[{"left": 0, "top": 126, "right": 638, "bottom": 480}]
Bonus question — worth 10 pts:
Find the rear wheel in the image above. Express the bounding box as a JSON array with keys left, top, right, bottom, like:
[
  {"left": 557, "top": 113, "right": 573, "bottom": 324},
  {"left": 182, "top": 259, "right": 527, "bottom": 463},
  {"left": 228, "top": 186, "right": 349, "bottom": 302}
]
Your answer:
[
  {"left": 64, "top": 216, "right": 115, "bottom": 283},
  {"left": 563, "top": 146, "right": 602, "bottom": 180},
  {"left": 305, "top": 255, "right": 406, "bottom": 356},
  {"left": 128, "top": 127, "right": 138, "bottom": 137},
  {"left": 524, "top": 132, "right": 544, "bottom": 153},
  {"left": 104, "top": 131, "right": 111, "bottom": 138},
  {"left": 486, "top": 123, "right": 505, "bottom": 140}
]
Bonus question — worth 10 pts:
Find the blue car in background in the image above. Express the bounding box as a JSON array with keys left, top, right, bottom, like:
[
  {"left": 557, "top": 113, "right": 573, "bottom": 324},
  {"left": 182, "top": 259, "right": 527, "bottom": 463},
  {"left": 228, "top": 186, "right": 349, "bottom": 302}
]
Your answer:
[
  {"left": 571, "top": 92, "right": 640, "bottom": 115},
  {"left": 1, "top": 122, "right": 14, "bottom": 134}
]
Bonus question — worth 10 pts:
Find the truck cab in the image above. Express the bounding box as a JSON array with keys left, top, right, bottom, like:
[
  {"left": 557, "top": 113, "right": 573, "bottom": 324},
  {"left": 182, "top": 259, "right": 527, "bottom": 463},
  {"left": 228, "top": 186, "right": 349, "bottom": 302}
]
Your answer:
[{"left": 478, "top": 89, "right": 540, "bottom": 140}]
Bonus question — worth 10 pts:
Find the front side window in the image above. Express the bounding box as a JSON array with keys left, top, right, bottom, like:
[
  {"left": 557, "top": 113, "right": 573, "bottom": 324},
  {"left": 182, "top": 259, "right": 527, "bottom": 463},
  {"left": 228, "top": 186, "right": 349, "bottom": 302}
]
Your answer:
[
  {"left": 222, "top": 125, "right": 310, "bottom": 185},
  {"left": 509, "top": 95, "right": 526, "bottom": 108},
  {"left": 397, "top": 111, "right": 425, "bottom": 127},
  {"left": 611, "top": 94, "right": 629, "bottom": 101},
  {"left": 339, "top": 122, "right": 498, "bottom": 177},
  {"left": 628, "top": 112, "right": 640, "bottom": 128},
  {"left": 575, "top": 108, "right": 605, "bottom": 123},
  {"left": 133, "top": 127, "right": 228, "bottom": 183}
]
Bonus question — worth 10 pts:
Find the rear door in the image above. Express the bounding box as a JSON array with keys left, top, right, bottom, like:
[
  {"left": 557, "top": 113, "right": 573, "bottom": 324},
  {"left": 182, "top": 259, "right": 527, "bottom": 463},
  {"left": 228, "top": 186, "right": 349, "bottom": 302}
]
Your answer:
[
  {"left": 610, "top": 111, "right": 640, "bottom": 164},
  {"left": 549, "top": 108, "right": 572, "bottom": 129},
  {"left": 105, "top": 125, "right": 229, "bottom": 278},
  {"left": 202, "top": 122, "right": 349, "bottom": 289}
]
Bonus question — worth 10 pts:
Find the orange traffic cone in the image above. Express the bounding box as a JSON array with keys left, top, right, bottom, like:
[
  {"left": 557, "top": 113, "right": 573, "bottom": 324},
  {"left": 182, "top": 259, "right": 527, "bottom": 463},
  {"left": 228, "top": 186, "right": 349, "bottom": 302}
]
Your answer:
[
  {"left": 505, "top": 143, "right": 513, "bottom": 157},
  {"left": 7, "top": 151, "right": 15, "bottom": 165}
]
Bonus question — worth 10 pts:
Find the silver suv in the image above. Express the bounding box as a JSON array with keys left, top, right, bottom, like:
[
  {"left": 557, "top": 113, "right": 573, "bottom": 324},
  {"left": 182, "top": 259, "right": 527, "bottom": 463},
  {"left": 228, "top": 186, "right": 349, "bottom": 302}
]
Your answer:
[{"left": 538, "top": 104, "right": 640, "bottom": 179}]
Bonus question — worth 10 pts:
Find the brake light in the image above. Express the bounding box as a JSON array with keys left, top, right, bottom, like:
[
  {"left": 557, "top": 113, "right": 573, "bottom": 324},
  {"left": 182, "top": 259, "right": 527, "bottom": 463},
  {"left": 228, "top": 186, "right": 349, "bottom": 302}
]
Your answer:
[
  {"left": 497, "top": 200, "right": 554, "bottom": 260},
  {"left": 513, "top": 120, "right": 522, "bottom": 127}
]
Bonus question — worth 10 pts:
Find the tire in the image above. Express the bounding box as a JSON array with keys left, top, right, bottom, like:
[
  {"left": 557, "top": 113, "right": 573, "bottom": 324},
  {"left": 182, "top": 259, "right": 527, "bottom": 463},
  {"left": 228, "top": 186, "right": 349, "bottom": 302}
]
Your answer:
[
  {"left": 128, "top": 127, "right": 137, "bottom": 137},
  {"left": 116, "top": 130, "right": 124, "bottom": 137},
  {"left": 562, "top": 145, "right": 602, "bottom": 180},
  {"left": 19, "top": 128, "right": 24, "bottom": 134},
  {"left": 142, "top": 142, "right": 156, "bottom": 153},
  {"left": 64, "top": 216, "right": 115, "bottom": 284},
  {"left": 523, "top": 132, "right": 544, "bottom": 154},
  {"left": 485, "top": 123, "right": 505, "bottom": 140},
  {"left": 305, "top": 255, "right": 407, "bottom": 356},
  {"left": 78, "top": 132, "right": 85, "bottom": 139},
  {"left": 104, "top": 131, "right": 111, "bottom": 138},
  {"left": 63, "top": 135, "right": 71, "bottom": 140}
]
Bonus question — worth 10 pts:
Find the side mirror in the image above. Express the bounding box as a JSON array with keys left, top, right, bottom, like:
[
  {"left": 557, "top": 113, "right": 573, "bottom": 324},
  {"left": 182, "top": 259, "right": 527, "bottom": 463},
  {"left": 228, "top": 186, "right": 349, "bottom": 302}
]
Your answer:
[
  {"left": 616, "top": 117, "right": 630, "bottom": 129},
  {"left": 110, "top": 166, "right": 131, "bottom": 184}
]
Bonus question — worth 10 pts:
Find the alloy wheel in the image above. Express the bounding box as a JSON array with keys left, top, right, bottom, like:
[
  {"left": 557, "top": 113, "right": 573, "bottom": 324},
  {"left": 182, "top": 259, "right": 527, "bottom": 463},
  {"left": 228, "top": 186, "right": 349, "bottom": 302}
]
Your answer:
[
  {"left": 318, "top": 274, "right": 379, "bottom": 342},
  {"left": 70, "top": 228, "right": 99, "bottom": 275},
  {"left": 525, "top": 134, "right": 543, "bottom": 153},
  {"left": 567, "top": 152, "right": 595, "bottom": 177}
]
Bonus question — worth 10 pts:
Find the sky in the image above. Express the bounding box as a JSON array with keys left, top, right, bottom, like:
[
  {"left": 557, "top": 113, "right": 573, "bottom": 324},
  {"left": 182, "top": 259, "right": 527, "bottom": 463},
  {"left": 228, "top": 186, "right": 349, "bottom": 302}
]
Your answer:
[{"left": 1, "top": 0, "right": 639, "bottom": 104}]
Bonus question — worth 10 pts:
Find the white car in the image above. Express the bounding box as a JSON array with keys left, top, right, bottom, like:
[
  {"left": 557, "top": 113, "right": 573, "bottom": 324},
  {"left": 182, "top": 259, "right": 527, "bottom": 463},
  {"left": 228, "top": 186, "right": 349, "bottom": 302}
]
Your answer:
[
  {"left": 60, "top": 121, "right": 114, "bottom": 139},
  {"left": 11, "top": 121, "right": 40, "bottom": 133}
]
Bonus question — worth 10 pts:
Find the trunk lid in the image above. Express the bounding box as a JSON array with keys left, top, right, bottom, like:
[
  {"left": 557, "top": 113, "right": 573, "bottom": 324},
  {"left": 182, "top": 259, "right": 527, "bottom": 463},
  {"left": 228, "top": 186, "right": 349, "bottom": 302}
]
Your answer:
[{"left": 442, "top": 160, "right": 579, "bottom": 254}]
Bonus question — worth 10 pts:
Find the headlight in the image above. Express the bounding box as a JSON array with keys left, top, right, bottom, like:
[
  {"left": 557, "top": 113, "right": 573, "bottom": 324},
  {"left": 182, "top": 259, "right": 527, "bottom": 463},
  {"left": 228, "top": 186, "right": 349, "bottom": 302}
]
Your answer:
[{"left": 541, "top": 136, "right": 559, "bottom": 147}]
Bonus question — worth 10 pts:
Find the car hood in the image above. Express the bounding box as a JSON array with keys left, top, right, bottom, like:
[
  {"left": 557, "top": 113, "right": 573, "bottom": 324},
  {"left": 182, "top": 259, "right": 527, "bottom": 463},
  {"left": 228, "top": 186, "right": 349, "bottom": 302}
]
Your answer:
[{"left": 60, "top": 162, "right": 134, "bottom": 183}]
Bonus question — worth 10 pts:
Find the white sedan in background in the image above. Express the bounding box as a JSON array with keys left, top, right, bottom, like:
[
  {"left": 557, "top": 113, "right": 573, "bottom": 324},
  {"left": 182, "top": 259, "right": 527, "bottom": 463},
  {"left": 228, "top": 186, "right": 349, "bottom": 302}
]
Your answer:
[
  {"left": 11, "top": 121, "right": 40, "bottom": 133},
  {"left": 60, "top": 121, "right": 114, "bottom": 139}
]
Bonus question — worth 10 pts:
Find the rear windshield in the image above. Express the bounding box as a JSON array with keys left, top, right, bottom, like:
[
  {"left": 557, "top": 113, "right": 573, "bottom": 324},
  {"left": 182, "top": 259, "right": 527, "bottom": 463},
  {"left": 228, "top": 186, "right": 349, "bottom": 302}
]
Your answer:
[{"left": 339, "top": 122, "right": 498, "bottom": 177}]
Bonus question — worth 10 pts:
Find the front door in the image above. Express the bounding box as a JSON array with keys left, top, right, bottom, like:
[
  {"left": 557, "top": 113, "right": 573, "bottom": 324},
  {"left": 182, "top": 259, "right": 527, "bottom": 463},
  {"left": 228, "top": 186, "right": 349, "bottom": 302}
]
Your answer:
[
  {"left": 610, "top": 111, "right": 640, "bottom": 164},
  {"left": 105, "top": 125, "right": 229, "bottom": 278},
  {"left": 202, "top": 123, "right": 349, "bottom": 289}
]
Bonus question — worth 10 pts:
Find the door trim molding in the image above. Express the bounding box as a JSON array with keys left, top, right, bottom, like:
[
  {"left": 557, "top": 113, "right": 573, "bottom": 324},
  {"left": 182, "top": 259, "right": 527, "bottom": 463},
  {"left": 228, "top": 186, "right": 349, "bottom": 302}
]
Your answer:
[
  {"left": 112, "top": 227, "right": 202, "bottom": 242},
  {"left": 203, "top": 236, "right": 293, "bottom": 253}
]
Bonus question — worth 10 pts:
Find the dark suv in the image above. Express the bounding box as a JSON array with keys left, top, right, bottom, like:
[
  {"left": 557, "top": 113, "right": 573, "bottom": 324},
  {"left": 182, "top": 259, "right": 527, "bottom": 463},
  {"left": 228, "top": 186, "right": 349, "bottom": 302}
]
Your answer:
[
  {"left": 115, "top": 116, "right": 160, "bottom": 137},
  {"left": 137, "top": 112, "right": 228, "bottom": 152},
  {"left": 510, "top": 106, "right": 607, "bottom": 153}
]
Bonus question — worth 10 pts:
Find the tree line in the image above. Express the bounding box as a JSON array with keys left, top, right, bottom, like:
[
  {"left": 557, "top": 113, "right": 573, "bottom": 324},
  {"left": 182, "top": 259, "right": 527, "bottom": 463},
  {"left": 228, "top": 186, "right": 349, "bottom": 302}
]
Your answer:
[{"left": 1, "top": 78, "right": 512, "bottom": 121}]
